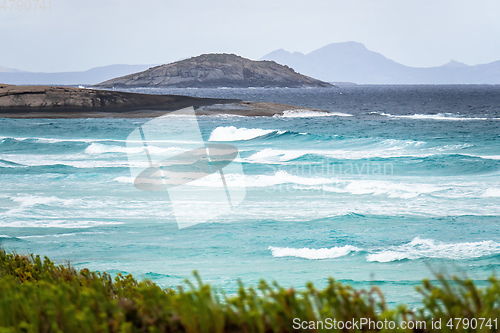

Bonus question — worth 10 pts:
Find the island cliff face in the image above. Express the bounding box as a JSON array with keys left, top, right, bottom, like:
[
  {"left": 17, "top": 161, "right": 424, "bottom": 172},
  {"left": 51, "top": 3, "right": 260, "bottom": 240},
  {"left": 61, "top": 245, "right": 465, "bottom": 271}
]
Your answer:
[{"left": 95, "top": 54, "right": 332, "bottom": 88}]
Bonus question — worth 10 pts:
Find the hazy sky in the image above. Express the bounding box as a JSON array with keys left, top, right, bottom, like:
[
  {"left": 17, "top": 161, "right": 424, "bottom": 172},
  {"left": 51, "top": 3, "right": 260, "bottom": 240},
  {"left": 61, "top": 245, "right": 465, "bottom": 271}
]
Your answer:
[{"left": 2, "top": 0, "right": 500, "bottom": 72}]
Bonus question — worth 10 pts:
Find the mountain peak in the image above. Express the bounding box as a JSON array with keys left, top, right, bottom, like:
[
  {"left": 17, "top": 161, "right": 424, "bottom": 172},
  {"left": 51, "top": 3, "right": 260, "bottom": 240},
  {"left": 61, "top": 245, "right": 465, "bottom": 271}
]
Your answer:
[
  {"left": 314, "top": 41, "right": 367, "bottom": 53},
  {"left": 333, "top": 41, "right": 366, "bottom": 48},
  {"left": 442, "top": 60, "right": 469, "bottom": 68}
]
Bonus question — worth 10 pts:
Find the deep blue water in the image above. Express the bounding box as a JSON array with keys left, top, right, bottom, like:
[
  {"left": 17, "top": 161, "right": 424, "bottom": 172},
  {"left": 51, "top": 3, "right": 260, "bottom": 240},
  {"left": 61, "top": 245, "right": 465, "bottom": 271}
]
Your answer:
[{"left": 0, "top": 85, "right": 499, "bottom": 306}]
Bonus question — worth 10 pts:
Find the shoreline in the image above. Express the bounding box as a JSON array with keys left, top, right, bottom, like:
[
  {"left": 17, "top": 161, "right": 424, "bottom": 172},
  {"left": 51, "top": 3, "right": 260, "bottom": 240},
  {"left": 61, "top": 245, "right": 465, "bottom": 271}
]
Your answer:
[{"left": 0, "top": 84, "right": 326, "bottom": 118}]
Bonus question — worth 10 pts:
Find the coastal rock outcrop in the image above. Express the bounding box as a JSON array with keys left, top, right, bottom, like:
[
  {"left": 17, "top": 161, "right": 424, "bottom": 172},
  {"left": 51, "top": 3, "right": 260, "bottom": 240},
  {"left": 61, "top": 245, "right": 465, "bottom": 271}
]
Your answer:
[{"left": 0, "top": 84, "right": 328, "bottom": 118}]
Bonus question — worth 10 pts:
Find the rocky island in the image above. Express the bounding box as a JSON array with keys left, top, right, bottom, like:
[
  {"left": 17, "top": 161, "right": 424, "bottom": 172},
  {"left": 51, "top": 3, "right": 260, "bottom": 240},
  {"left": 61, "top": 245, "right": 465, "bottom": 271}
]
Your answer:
[
  {"left": 0, "top": 54, "right": 334, "bottom": 117},
  {"left": 0, "top": 84, "right": 329, "bottom": 118},
  {"left": 95, "top": 53, "right": 332, "bottom": 88}
]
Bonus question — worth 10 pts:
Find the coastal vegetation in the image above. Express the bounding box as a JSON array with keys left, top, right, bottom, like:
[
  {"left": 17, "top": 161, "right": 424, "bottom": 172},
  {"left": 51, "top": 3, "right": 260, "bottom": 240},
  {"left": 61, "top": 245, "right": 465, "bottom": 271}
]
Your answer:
[{"left": 0, "top": 249, "right": 499, "bottom": 332}]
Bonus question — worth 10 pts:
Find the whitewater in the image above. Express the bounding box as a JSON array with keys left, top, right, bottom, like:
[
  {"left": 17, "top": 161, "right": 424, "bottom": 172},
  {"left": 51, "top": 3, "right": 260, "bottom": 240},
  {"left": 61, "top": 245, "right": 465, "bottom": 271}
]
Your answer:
[{"left": 0, "top": 85, "right": 499, "bottom": 306}]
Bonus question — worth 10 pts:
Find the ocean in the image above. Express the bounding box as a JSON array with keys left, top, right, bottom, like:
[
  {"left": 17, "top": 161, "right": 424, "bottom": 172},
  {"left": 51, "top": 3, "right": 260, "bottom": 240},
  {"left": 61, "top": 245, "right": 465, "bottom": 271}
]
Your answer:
[{"left": 1, "top": 85, "right": 499, "bottom": 306}]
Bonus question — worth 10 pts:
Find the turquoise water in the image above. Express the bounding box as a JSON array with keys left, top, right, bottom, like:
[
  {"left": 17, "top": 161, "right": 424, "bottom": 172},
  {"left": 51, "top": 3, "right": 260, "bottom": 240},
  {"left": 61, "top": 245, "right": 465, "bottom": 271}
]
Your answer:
[{"left": 1, "top": 86, "right": 499, "bottom": 306}]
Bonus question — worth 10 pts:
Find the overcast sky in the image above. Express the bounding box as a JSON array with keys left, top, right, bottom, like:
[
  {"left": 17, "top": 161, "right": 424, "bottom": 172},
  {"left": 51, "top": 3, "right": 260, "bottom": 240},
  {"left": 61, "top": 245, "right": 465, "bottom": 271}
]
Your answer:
[{"left": 2, "top": 0, "right": 500, "bottom": 72}]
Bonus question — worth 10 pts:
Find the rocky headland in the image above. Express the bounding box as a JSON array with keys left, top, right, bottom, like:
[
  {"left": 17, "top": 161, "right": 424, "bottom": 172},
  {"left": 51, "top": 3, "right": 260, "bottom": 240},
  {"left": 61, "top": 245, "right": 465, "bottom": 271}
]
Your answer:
[{"left": 0, "top": 84, "right": 328, "bottom": 118}]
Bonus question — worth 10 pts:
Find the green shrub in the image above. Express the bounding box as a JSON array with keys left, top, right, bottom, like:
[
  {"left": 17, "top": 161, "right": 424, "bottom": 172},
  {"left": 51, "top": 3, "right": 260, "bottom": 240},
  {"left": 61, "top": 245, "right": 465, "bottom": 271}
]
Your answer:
[{"left": 0, "top": 250, "right": 498, "bottom": 332}]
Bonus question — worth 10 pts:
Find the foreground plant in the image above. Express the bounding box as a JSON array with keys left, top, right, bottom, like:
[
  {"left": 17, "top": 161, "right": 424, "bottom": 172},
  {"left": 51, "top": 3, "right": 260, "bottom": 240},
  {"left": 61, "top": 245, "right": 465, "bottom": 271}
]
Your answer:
[{"left": 0, "top": 250, "right": 498, "bottom": 332}]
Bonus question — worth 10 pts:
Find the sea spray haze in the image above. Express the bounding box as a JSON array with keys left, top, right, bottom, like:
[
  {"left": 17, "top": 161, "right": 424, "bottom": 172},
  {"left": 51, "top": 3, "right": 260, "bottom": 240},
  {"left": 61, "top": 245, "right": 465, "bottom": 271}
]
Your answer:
[{"left": 0, "top": 85, "right": 499, "bottom": 306}]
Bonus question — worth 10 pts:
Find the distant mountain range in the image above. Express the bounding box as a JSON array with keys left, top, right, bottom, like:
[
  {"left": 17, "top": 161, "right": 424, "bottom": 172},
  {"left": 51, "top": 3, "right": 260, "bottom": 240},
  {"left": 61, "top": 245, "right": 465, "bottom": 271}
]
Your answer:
[
  {"left": 0, "top": 64, "right": 155, "bottom": 85},
  {"left": 96, "top": 54, "right": 331, "bottom": 88},
  {"left": 2, "top": 42, "right": 500, "bottom": 85},
  {"left": 261, "top": 42, "right": 500, "bottom": 84}
]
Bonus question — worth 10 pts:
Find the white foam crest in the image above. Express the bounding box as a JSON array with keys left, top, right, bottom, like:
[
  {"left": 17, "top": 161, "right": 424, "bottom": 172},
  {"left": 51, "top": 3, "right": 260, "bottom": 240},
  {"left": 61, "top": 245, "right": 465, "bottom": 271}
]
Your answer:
[
  {"left": 246, "top": 148, "right": 413, "bottom": 163},
  {"left": 35, "top": 137, "right": 96, "bottom": 143},
  {"left": 378, "top": 112, "right": 498, "bottom": 121},
  {"left": 276, "top": 110, "right": 352, "bottom": 118},
  {"left": 243, "top": 171, "right": 337, "bottom": 188},
  {"left": 244, "top": 140, "right": 474, "bottom": 163},
  {"left": 114, "top": 176, "right": 136, "bottom": 184},
  {"left": 85, "top": 143, "right": 186, "bottom": 155},
  {"left": 18, "top": 231, "right": 106, "bottom": 239},
  {"left": 0, "top": 136, "right": 97, "bottom": 143},
  {"left": 376, "top": 138, "right": 426, "bottom": 149},
  {"left": 208, "top": 126, "right": 285, "bottom": 141},
  {"left": 482, "top": 188, "right": 500, "bottom": 197},
  {"left": 86, "top": 143, "right": 143, "bottom": 154},
  {"left": 368, "top": 139, "right": 472, "bottom": 153},
  {"left": 472, "top": 155, "right": 500, "bottom": 160},
  {"left": 115, "top": 173, "right": 246, "bottom": 187},
  {"left": 115, "top": 171, "right": 337, "bottom": 189},
  {"left": 65, "top": 160, "right": 132, "bottom": 168},
  {"left": 117, "top": 170, "right": 494, "bottom": 201},
  {"left": 1, "top": 220, "right": 124, "bottom": 228},
  {"left": 10, "top": 195, "right": 81, "bottom": 208},
  {"left": 367, "top": 237, "right": 500, "bottom": 262},
  {"left": 245, "top": 148, "right": 309, "bottom": 163},
  {"left": 323, "top": 179, "right": 500, "bottom": 200},
  {"left": 269, "top": 245, "right": 360, "bottom": 259},
  {"left": 217, "top": 171, "right": 332, "bottom": 188},
  {"left": 330, "top": 180, "right": 442, "bottom": 199}
]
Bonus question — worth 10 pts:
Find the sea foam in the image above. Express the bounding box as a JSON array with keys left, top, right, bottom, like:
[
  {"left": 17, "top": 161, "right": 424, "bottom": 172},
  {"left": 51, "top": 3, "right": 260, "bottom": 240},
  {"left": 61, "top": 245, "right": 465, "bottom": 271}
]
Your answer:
[
  {"left": 331, "top": 180, "right": 442, "bottom": 199},
  {"left": 482, "top": 188, "right": 500, "bottom": 197},
  {"left": 85, "top": 143, "right": 186, "bottom": 155},
  {"left": 208, "top": 126, "right": 285, "bottom": 141},
  {"left": 367, "top": 237, "right": 500, "bottom": 262},
  {"left": 276, "top": 110, "right": 353, "bottom": 118},
  {"left": 377, "top": 112, "right": 498, "bottom": 121},
  {"left": 243, "top": 140, "right": 469, "bottom": 162},
  {"left": 268, "top": 245, "right": 360, "bottom": 259},
  {"left": 10, "top": 195, "right": 81, "bottom": 208}
]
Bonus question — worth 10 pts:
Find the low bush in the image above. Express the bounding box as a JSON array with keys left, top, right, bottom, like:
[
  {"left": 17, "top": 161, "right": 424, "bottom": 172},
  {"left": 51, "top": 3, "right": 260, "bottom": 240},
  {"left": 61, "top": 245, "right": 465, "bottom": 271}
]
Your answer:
[{"left": 0, "top": 250, "right": 498, "bottom": 332}]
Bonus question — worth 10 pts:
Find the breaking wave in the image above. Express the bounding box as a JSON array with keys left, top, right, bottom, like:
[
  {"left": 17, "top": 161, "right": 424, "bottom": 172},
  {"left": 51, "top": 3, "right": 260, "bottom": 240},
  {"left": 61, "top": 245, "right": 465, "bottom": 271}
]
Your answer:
[
  {"left": 268, "top": 245, "right": 360, "bottom": 259},
  {"left": 84, "top": 143, "right": 186, "bottom": 155},
  {"left": 243, "top": 140, "right": 474, "bottom": 162},
  {"left": 10, "top": 195, "right": 81, "bottom": 208},
  {"left": 375, "top": 112, "right": 499, "bottom": 121},
  {"left": 276, "top": 110, "right": 353, "bottom": 118},
  {"left": 208, "top": 126, "right": 286, "bottom": 141},
  {"left": 269, "top": 238, "right": 500, "bottom": 262},
  {"left": 367, "top": 237, "right": 500, "bottom": 262}
]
